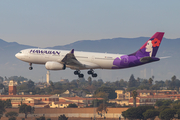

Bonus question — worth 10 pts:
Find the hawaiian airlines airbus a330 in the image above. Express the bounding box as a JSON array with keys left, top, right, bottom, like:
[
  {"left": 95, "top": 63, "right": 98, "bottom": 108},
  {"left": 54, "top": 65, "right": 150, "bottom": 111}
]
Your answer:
[{"left": 15, "top": 32, "right": 164, "bottom": 78}]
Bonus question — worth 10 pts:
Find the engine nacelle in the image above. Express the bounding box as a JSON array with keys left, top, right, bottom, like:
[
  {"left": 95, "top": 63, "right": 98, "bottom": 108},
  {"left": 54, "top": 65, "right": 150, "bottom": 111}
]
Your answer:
[{"left": 45, "top": 61, "right": 66, "bottom": 70}]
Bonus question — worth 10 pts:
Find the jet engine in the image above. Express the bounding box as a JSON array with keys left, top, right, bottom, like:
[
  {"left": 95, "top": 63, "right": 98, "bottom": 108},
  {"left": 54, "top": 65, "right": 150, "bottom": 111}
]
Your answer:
[{"left": 45, "top": 61, "right": 66, "bottom": 70}]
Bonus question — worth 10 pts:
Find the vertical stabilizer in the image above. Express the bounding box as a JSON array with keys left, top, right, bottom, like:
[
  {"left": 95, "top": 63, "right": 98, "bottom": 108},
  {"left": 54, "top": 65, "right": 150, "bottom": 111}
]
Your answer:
[{"left": 132, "top": 32, "right": 164, "bottom": 57}]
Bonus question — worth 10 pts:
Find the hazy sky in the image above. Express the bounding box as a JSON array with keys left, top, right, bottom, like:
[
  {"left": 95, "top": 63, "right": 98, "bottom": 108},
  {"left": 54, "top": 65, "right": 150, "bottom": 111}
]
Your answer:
[{"left": 0, "top": 0, "right": 180, "bottom": 48}]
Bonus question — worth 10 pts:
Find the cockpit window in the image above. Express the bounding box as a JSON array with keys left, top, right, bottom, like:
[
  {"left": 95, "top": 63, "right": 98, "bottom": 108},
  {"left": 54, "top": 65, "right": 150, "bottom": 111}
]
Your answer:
[{"left": 19, "top": 51, "right": 22, "bottom": 53}]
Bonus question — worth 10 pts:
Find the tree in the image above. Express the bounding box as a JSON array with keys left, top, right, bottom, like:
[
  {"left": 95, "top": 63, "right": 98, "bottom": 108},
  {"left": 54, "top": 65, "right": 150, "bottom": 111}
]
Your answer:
[
  {"left": 5, "top": 111, "right": 18, "bottom": 120},
  {"left": 122, "top": 106, "right": 154, "bottom": 119},
  {"left": 58, "top": 114, "right": 68, "bottom": 120},
  {"left": 50, "top": 81, "right": 54, "bottom": 92},
  {"left": 96, "top": 103, "right": 108, "bottom": 117},
  {"left": 27, "top": 80, "right": 35, "bottom": 89},
  {"left": 132, "top": 90, "right": 137, "bottom": 107},
  {"left": 91, "top": 99, "right": 104, "bottom": 107},
  {"left": 7, "top": 76, "right": 28, "bottom": 81},
  {"left": 159, "top": 109, "right": 176, "bottom": 120},
  {"left": 67, "top": 103, "right": 78, "bottom": 108},
  {"left": 76, "top": 79, "right": 80, "bottom": 85},
  {"left": 158, "top": 106, "right": 170, "bottom": 111},
  {"left": 155, "top": 100, "right": 172, "bottom": 107},
  {"left": 163, "top": 100, "right": 172, "bottom": 106},
  {"left": 128, "top": 74, "right": 137, "bottom": 88},
  {"left": 0, "top": 76, "right": 4, "bottom": 82},
  {"left": 0, "top": 100, "right": 6, "bottom": 119},
  {"left": 94, "top": 86, "right": 117, "bottom": 99},
  {"left": 176, "top": 109, "right": 180, "bottom": 119},
  {"left": 119, "top": 79, "right": 127, "bottom": 87},
  {"left": 88, "top": 77, "right": 92, "bottom": 86},
  {"left": 171, "top": 75, "right": 176, "bottom": 88},
  {"left": 93, "top": 91, "right": 108, "bottom": 99},
  {"left": 155, "top": 100, "right": 164, "bottom": 107},
  {"left": 173, "top": 104, "right": 180, "bottom": 109},
  {"left": 19, "top": 104, "right": 34, "bottom": 118},
  {"left": 36, "top": 116, "right": 45, "bottom": 120},
  {"left": 171, "top": 75, "right": 176, "bottom": 82},
  {"left": 143, "top": 109, "right": 159, "bottom": 120},
  {"left": 148, "top": 78, "right": 153, "bottom": 85},
  {"left": 4, "top": 99, "right": 12, "bottom": 108},
  {"left": 0, "top": 83, "right": 4, "bottom": 89}
]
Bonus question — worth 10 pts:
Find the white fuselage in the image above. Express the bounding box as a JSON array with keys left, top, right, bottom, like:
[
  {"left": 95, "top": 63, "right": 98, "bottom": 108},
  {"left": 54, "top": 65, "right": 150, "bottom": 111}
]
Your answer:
[{"left": 15, "top": 48, "right": 123, "bottom": 70}]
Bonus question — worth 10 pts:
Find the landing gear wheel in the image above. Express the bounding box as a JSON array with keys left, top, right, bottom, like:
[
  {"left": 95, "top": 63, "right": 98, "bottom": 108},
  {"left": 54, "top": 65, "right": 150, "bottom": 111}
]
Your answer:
[
  {"left": 78, "top": 74, "right": 84, "bottom": 78},
  {"left": 74, "top": 71, "right": 79, "bottom": 75},
  {"left": 29, "top": 67, "right": 33, "bottom": 70},
  {"left": 29, "top": 63, "right": 33, "bottom": 70},
  {"left": 87, "top": 70, "right": 93, "bottom": 75},
  {"left": 92, "top": 73, "right": 97, "bottom": 77}
]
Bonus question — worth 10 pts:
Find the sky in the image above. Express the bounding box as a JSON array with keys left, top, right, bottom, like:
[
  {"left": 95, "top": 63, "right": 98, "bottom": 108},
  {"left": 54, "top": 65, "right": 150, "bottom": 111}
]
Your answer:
[{"left": 0, "top": 0, "right": 180, "bottom": 48}]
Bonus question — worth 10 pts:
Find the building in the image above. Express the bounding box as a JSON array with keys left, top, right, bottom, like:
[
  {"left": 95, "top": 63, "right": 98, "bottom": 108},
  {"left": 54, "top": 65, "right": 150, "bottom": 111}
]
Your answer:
[
  {"left": 109, "top": 99, "right": 129, "bottom": 106},
  {"left": 50, "top": 99, "right": 73, "bottom": 108},
  {"left": 129, "top": 89, "right": 180, "bottom": 106},
  {"left": 115, "top": 90, "right": 130, "bottom": 100},
  {"left": 0, "top": 94, "right": 103, "bottom": 108},
  {"left": 0, "top": 95, "right": 58, "bottom": 108},
  {"left": 109, "top": 90, "right": 130, "bottom": 106},
  {"left": 112, "top": 89, "right": 180, "bottom": 107},
  {"left": 60, "top": 90, "right": 76, "bottom": 97},
  {"left": 9, "top": 80, "right": 16, "bottom": 95},
  {"left": 129, "top": 95, "right": 171, "bottom": 106},
  {"left": 50, "top": 96, "right": 103, "bottom": 108}
]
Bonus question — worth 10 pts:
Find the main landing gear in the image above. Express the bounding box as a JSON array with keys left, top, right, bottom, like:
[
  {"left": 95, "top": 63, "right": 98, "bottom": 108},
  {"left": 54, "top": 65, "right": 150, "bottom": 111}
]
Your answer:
[
  {"left": 87, "top": 69, "right": 97, "bottom": 77},
  {"left": 74, "top": 70, "right": 84, "bottom": 78},
  {"left": 74, "top": 69, "right": 98, "bottom": 78},
  {"left": 29, "top": 63, "right": 33, "bottom": 70}
]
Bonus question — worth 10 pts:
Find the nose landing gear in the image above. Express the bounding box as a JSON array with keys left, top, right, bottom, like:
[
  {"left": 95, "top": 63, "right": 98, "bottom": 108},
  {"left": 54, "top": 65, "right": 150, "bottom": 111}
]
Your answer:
[{"left": 29, "top": 63, "right": 33, "bottom": 70}]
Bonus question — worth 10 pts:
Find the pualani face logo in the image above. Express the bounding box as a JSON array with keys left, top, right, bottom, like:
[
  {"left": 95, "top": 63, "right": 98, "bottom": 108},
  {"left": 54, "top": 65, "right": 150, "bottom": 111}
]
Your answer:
[
  {"left": 30, "top": 49, "right": 60, "bottom": 55},
  {"left": 145, "top": 38, "right": 160, "bottom": 57}
]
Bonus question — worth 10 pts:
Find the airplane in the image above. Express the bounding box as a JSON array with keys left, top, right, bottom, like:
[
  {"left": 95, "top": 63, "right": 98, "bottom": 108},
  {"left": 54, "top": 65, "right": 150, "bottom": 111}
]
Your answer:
[{"left": 15, "top": 32, "right": 164, "bottom": 78}]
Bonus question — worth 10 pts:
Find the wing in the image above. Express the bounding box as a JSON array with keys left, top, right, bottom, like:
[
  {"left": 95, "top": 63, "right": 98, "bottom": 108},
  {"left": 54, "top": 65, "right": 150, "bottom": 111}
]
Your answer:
[{"left": 60, "top": 49, "right": 100, "bottom": 70}]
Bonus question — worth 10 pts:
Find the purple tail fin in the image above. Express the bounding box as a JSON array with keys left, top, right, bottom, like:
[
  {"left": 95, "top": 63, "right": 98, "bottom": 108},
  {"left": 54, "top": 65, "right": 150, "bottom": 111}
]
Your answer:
[{"left": 132, "top": 32, "right": 165, "bottom": 57}]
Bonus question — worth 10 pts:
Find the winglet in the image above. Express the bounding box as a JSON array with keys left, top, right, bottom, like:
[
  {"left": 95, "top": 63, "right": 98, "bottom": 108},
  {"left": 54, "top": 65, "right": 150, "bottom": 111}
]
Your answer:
[{"left": 70, "top": 49, "right": 74, "bottom": 54}]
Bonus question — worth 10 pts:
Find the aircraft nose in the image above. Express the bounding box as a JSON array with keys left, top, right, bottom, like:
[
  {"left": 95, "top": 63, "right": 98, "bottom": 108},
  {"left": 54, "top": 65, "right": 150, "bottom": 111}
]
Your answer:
[{"left": 15, "top": 53, "right": 20, "bottom": 58}]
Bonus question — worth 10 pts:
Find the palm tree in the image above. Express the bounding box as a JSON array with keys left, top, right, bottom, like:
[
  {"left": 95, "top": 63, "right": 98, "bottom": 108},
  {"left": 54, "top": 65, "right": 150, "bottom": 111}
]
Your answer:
[
  {"left": 171, "top": 75, "right": 176, "bottom": 82},
  {"left": 171, "top": 75, "right": 176, "bottom": 89},
  {"left": 76, "top": 79, "right": 80, "bottom": 88},
  {"left": 132, "top": 90, "right": 137, "bottom": 107},
  {"left": 148, "top": 78, "right": 153, "bottom": 85},
  {"left": 88, "top": 76, "right": 92, "bottom": 86},
  {"left": 50, "top": 81, "right": 54, "bottom": 92}
]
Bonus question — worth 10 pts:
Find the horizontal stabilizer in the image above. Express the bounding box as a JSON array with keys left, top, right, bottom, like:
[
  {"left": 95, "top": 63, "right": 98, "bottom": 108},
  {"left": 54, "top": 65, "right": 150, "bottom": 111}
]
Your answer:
[{"left": 140, "top": 56, "right": 160, "bottom": 63}]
